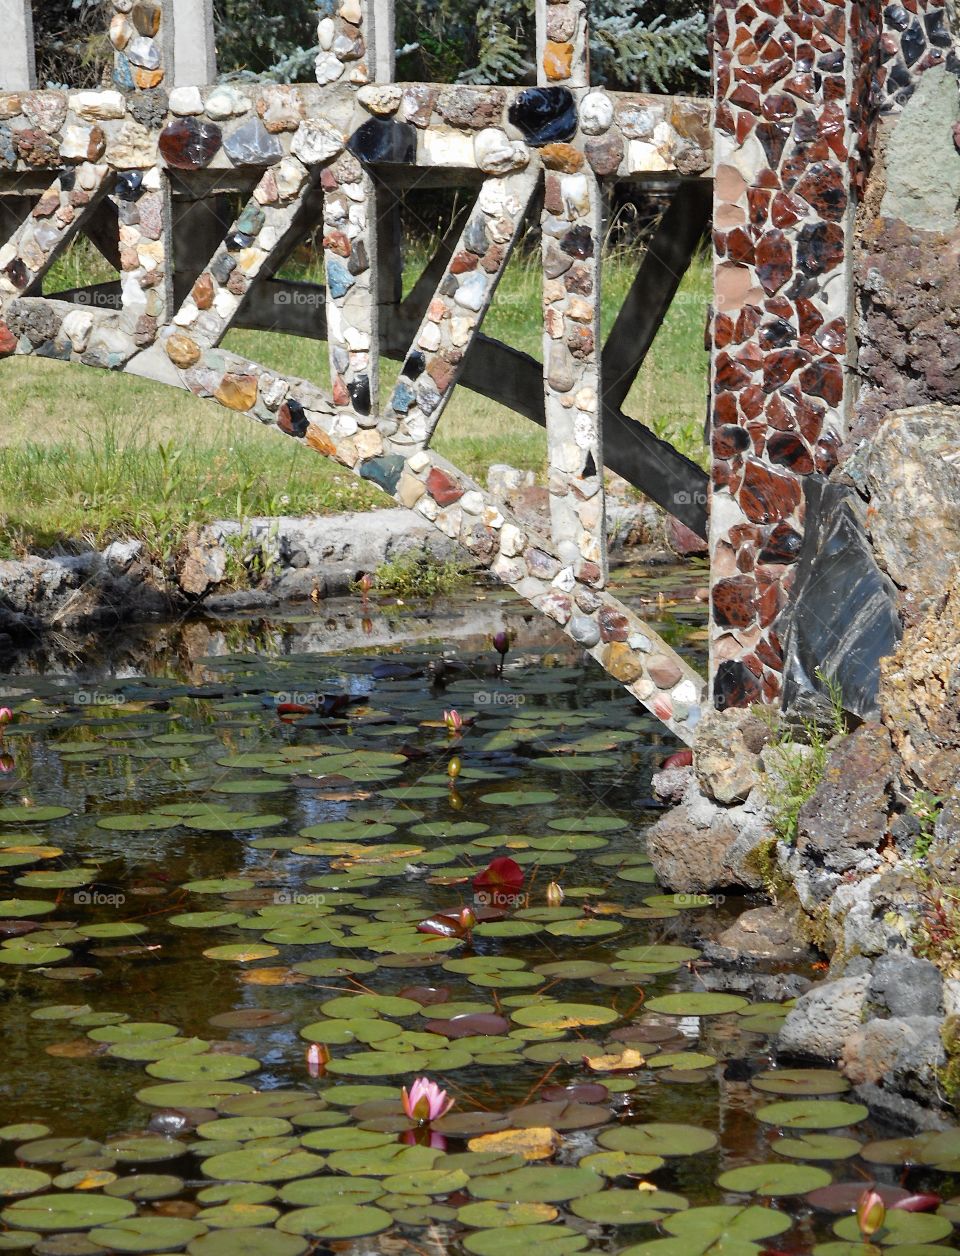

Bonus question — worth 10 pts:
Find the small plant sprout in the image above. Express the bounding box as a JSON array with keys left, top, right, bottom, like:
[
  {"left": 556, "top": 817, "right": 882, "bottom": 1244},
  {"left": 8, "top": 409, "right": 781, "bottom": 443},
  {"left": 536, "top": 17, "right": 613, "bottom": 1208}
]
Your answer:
[
  {"left": 401, "top": 1077, "right": 454, "bottom": 1125},
  {"left": 857, "top": 1188, "right": 886, "bottom": 1238}
]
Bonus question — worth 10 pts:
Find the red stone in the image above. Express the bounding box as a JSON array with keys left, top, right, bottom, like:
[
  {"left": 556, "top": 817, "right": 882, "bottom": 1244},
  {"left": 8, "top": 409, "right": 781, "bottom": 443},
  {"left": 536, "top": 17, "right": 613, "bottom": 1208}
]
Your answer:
[
  {"left": 761, "top": 93, "right": 797, "bottom": 121},
  {"left": 763, "top": 346, "right": 812, "bottom": 392},
  {"left": 713, "top": 424, "right": 752, "bottom": 458},
  {"left": 795, "top": 396, "right": 825, "bottom": 442},
  {"left": 815, "top": 317, "right": 846, "bottom": 352},
  {"left": 0, "top": 323, "right": 16, "bottom": 357},
  {"left": 767, "top": 431, "right": 814, "bottom": 473},
  {"left": 730, "top": 83, "right": 762, "bottom": 112},
  {"left": 332, "top": 375, "right": 350, "bottom": 407},
  {"left": 725, "top": 227, "right": 756, "bottom": 266},
  {"left": 715, "top": 352, "right": 753, "bottom": 391},
  {"left": 755, "top": 121, "right": 792, "bottom": 168},
  {"left": 450, "top": 251, "right": 478, "bottom": 275},
  {"left": 598, "top": 606, "right": 630, "bottom": 642},
  {"left": 735, "top": 111, "right": 756, "bottom": 143},
  {"left": 714, "top": 312, "right": 735, "bottom": 349},
  {"left": 796, "top": 298, "right": 824, "bottom": 336},
  {"left": 740, "top": 384, "right": 765, "bottom": 419},
  {"left": 426, "top": 467, "right": 464, "bottom": 506},
  {"left": 712, "top": 574, "right": 759, "bottom": 628},
  {"left": 736, "top": 342, "right": 765, "bottom": 371},
  {"left": 739, "top": 458, "right": 803, "bottom": 522},
  {"left": 765, "top": 294, "right": 794, "bottom": 319},
  {"left": 747, "top": 187, "right": 771, "bottom": 226},
  {"left": 159, "top": 118, "right": 223, "bottom": 170},
  {"left": 765, "top": 392, "right": 792, "bottom": 429},
  {"left": 756, "top": 635, "right": 784, "bottom": 670},
  {"left": 793, "top": 162, "right": 847, "bottom": 221},
  {"left": 734, "top": 305, "right": 763, "bottom": 344},
  {"left": 799, "top": 357, "right": 843, "bottom": 406},
  {"left": 755, "top": 228, "right": 793, "bottom": 294},
  {"left": 714, "top": 391, "right": 740, "bottom": 424},
  {"left": 815, "top": 429, "right": 842, "bottom": 474},
  {"left": 770, "top": 190, "right": 804, "bottom": 227}
]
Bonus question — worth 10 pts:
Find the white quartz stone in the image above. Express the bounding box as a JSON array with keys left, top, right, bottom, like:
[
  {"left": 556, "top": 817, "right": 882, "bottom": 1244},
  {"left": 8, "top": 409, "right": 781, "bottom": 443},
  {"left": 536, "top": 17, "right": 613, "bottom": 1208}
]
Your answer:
[
  {"left": 169, "top": 86, "right": 203, "bottom": 116},
  {"left": 69, "top": 90, "right": 125, "bottom": 120},
  {"left": 473, "top": 128, "right": 528, "bottom": 174},
  {"left": 422, "top": 128, "right": 475, "bottom": 167},
  {"left": 579, "top": 91, "right": 614, "bottom": 135}
]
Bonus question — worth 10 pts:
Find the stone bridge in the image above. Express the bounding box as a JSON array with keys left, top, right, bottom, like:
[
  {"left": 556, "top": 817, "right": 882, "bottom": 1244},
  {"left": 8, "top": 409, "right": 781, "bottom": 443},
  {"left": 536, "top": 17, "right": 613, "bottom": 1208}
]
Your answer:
[{"left": 0, "top": 0, "right": 954, "bottom": 743}]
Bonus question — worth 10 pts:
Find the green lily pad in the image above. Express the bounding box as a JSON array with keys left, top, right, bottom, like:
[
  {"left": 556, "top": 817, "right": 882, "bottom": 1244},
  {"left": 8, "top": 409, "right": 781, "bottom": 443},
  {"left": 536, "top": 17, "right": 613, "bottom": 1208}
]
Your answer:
[
  {"left": 279, "top": 1178, "right": 383, "bottom": 1206},
  {"left": 2, "top": 1192, "right": 136, "bottom": 1231},
  {"left": 478, "top": 791, "right": 558, "bottom": 806},
  {"left": 468, "top": 1165, "right": 604, "bottom": 1203},
  {"left": 0, "top": 807, "right": 70, "bottom": 824},
  {"left": 463, "top": 1224, "right": 589, "bottom": 1255},
  {"left": 644, "top": 993, "right": 748, "bottom": 1016},
  {"left": 663, "top": 1204, "right": 793, "bottom": 1244},
  {"left": 195, "top": 1203, "right": 280, "bottom": 1228},
  {"left": 597, "top": 1123, "right": 718, "bottom": 1157},
  {"left": 196, "top": 1119, "right": 293, "bottom": 1142},
  {"left": 579, "top": 1151, "right": 665, "bottom": 1177},
  {"left": 0, "top": 1169, "right": 52, "bottom": 1197},
  {"left": 202, "top": 1148, "right": 327, "bottom": 1183},
  {"left": 755, "top": 1100, "right": 869, "bottom": 1130},
  {"left": 274, "top": 1203, "right": 392, "bottom": 1238},
  {"left": 773, "top": 1134, "right": 862, "bottom": 1161},
  {"left": 146, "top": 1054, "right": 261, "bottom": 1082},
  {"left": 717, "top": 1163, "right": 832, "bottom": 1195},
  {"left": 752, "top": 1069, "right": 850, "bottom": 1096},
  {"left": 186, "top": 1231, "right": 307, "bottom": 1255},
  {"left": 87, "top": 1217, "right": 208, "bottom": 1251},
  {"left": 510, "top": 1003, "right": 618, "bottom": 1031}
]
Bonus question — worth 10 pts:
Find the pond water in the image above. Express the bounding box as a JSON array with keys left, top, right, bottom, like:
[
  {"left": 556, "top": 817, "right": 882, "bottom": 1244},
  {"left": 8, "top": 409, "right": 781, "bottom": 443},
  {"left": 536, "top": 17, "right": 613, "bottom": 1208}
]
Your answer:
[{"left": 0, "top": 565, "right": 957, "bottom": 1255}]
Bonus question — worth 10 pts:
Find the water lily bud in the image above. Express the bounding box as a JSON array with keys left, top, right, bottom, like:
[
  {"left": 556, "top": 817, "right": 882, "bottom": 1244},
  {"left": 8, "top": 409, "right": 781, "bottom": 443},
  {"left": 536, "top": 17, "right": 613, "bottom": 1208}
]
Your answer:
[
  {"left": 493, "top": 631, "right": 509, "bottom": 656},
  {"left": 306, "top": 1043, "right": 329, "bottom": 1076},
  {"left": 447, "top": 755, "right": 461, "bottom": 780},
  {"left": 0, "top": 754, "right": 14, "bottom": 774},
  {"left": 546, "top": 882, "right": 565, "bottom": 907},
  {"left": 857, "top": 1188, "right": 886, "bottom": 1238},
  {"left": 458, "top": 906, "right": 476, "bottom": 931},
  {"left": 0, "top": 708, "right": 12, "bottom": 727}
]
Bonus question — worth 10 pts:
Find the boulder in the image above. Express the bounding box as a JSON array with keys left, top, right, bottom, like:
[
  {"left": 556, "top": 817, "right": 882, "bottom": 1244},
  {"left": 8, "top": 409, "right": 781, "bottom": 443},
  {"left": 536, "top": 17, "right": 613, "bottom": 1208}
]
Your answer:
[
  {"left": 644, "top": 771, "right": 771, "bottom": 893},
  {"left": 867, "top": 953, "right": 943, "bottom": 1020},
  {"left": 694, "top": 706, "right": 771, "bottom": 804},
  {"left": 841, "top": 1016, "right": 937, "bottom": 1087},
  {"left": 795, "top": 723, "right": 895, "bottom": 872},
  {"left": 777, "top": 973, "right": 870, "bottom": 1061},
  {"left": 714, "top": 905, "right": 813, "bottom": 962},
  {"left": 881, "top": 578, "right": 960, "bottom": 794}
]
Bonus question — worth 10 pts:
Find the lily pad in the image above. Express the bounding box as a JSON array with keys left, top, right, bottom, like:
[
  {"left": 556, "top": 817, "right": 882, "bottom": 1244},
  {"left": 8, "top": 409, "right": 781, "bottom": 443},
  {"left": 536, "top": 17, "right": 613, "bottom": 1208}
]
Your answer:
[
  {"left": 717, "top": 1163, "right": 832, "bottom": 1195},
  {"left": 510, "top": 1003, "right": 618, "bottom": 1031},
  {"left": 468, "top": 1165, "right": 604, "bottom": 1203},
  {"left": 87, "top": 1217, "right": 209, "bottom": 1252},
  {"left": 755, "top": 1100, "right": 869, "bottom": 1130},
  {"left": 597, "top": 1123, "right": 718, "bottom": 1157},
  {"left": 644, "top": 992, "right": 748, "bottom": 1016},
  {"left": 2, "top": 1192, "right": 136, "bottom": 1231},
  {"left": 833, "top": 1211, "right": 953, "bottom": 1245},
  {"left": 274, "top": 1203, "right": 392, "bottom": 1238}
]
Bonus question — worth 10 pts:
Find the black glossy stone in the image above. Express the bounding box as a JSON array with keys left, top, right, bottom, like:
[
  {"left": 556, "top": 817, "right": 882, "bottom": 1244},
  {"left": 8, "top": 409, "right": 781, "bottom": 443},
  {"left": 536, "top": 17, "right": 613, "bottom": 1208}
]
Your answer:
[
  {"left": 560, "top": 225, "right": 594, "bottom": 259},
  {"left": 348, "top": 375, "right": 371, "bottom": 416},
  {"left": 583, "top": 451, "right": 597, "bottom": 478},
  {"left": 403, "top": 351, "right": 426, "bottom": 380},
  {"left": 884, "top": 4, "right": 910, "bottom": 30},
  {"left": 464, "top": 218, "right": 489, "bottom": 255},
  {"left": 159, "top": 118, "right": 223, "bottom": 170},
  {"left": 58, "top": 169, "right": 76, "bottom": 192},
  {"left": 3, "top": 259, "right": 28, "bottom": 290},
  {"left": 714, "top": 660, "right": 763, "bottom": 710},
  {"left": 278, "top": 398, "right": 309, "bottom": 438},
  {"left": 780, "top": 478, "right": 901, "bottom": 723},
  {"left": 817, "top": 51, "right": 844, "bottom": 73},
  {"left": 759, "top": 318, "right": 796, "bottom": 349},
  {"left": 507, "top": 87, "right": 577, "bottom": 146},
  {"left": 347, "top": 119, "right": 417, "bottom": 164},
  {"left": 926, "top": 9, "right": 952, "bottom": 47},
  {"left": 758, "top": 521, "right": 804, "bottom": 563},
  {"left": 225, "top": 230, "right": 255, "bottom": 253},
  {"left": 901, "top": 21, "right": 925, "bottom": 66},
  {"left": 115, "top": 171, "right": 144, "bottom": 202},
  {"left": 888, "top": 60, "right": 912, "bottom": 92},
  {"left": 211, "top": 255, "right": 237, "bottom": 285},
  {"left": 439, "top": 274, "right": 458, "bottom": 298}
]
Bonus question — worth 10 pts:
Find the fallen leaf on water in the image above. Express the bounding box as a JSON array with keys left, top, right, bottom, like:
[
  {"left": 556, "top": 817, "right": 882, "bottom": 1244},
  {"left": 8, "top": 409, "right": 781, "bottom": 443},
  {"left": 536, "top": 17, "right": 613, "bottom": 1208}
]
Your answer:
[
  {"left": 583, "top": 1048, "right": 646, "bottom": 1073},
  {"left": 467, "top": 1127, "right": 562, "bottom": 1161}
]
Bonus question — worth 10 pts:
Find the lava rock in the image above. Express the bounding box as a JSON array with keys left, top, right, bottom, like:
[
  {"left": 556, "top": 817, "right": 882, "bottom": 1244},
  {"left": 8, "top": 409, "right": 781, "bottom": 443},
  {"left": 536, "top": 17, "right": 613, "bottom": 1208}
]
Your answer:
[
  {"left": 777, "top": 973, "right": 870, "bottom": 1062},
  {"left": 867, "top": 953, "right": 943, "bottom": 1019}
]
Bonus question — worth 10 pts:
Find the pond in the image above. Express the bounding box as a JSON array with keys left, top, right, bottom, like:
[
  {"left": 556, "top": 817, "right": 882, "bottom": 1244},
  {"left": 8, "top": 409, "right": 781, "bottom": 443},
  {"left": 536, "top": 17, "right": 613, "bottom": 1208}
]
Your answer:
[{"left": 0, "top": 565, "right": 957, "bottom": 1255}]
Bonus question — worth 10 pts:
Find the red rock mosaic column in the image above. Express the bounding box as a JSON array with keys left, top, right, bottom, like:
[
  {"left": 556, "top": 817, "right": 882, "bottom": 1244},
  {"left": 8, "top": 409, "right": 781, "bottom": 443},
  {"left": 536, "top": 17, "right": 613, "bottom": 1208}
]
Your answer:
[{"left": 709, "top": 0, "right": 857, "bottom": 710}]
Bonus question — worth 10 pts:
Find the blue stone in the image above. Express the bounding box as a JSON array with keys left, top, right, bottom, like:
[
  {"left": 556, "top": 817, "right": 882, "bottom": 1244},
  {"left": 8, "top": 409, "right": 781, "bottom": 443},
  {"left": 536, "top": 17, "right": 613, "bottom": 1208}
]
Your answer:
[
  {"left": 464, "top": 218, "right": 489, "bottom": 255},
  {"left": 225, "top": 230, "right": 255, "bottom": 253},
  {"left": 0, "top": 126, "right": 16, "bottom": 169},
  {"left": 360, "top": 454, "right": 406, "bottom": 495},
  {"left": 113, "top": 54, "right": 135, "bottom": 90},
  {"left": 392, "top": 380, "right": 416, "bottom": 413},
  {"left": 326, "top": 259, "right": 354, "bottom": 299},
  {"left": 223, "top": 118, "right": 283, "bottom": 167},
  {"left": 236, "top": 204, "right": 266, "bottom": 236},
  {"left": 347, "top": 119, "right": 417, "bottom": 165},
  {"left": 211, "top": 255, "right": 236, "bottom": 285},
  {"left": 417, "top": 382, "right": 442, "bottom": 415},
  {"left": 508, "top": 87, "right": 577, "bottom": 146}
]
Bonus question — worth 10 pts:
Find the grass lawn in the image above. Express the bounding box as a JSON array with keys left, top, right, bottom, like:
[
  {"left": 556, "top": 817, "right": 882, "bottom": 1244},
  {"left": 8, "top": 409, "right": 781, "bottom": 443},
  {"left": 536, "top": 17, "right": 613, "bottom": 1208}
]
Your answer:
[{"left": 0, "top": 238, "right": 710, "bottom": 559}]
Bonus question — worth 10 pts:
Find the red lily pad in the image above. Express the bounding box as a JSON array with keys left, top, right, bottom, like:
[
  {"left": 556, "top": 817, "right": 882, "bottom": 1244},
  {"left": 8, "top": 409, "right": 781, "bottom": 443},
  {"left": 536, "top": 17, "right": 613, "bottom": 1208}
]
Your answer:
[{"left": 424, "top": 1014, "right": 510, "bottom": 1038}]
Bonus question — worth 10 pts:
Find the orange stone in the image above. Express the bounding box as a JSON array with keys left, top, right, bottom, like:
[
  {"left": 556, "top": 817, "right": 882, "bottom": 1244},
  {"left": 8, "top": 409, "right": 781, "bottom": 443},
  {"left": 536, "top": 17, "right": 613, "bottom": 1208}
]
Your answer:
[
  {"left": 305, "top": 424, "right": 337, "bottom": 457},
  {"left": 543, "top": 40, "right": 574, "bottom": 82},
  {"left": 215, "top": 373, "right": 258, "bottom": 411},
  {"left": 541, "top": 143, "right": 583, "bottom": 173},
  {"left": 192, "top": 273, "right": 214, "bottom": 310},
  {"left": 134, "top": 67, "right": 164, "bottom": 90},
  {"left": 165, "top": 333, "right": 200, "bottom": 368},
  {"left": 602, "top": 642, "right": 642, "bottom": 683}
]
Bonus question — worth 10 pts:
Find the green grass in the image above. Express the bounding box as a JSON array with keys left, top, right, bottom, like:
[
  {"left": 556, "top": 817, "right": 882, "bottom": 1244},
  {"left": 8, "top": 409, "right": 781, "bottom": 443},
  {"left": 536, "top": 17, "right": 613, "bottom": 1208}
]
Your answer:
[{"left": 0, "top": 237, "right": 710, "bottom": 559}]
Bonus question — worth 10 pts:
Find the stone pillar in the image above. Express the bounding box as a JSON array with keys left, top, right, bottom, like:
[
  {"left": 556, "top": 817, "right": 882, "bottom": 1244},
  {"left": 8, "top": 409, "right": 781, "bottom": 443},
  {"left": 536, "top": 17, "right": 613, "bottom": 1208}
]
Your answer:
[
  {"left": 317, "top": 0, "right": 373, "bottom": 86},
  {"left": 542, "top": 166, "right": 606, "bottom": 589},
  {"left": 536, "top": 0, "right": 589, "bottom": 87},
  {"left": 109, "top": 2, "right": 167, "bottom": 91},
  {"left": 709, "top": 0, "right": 858, "bottom": 710},
  {"left": 170, "top": 0, "right": 217, "bottom": 87},
  {"left": 0, "top": 0, "right": 35, "bottom": 92}
]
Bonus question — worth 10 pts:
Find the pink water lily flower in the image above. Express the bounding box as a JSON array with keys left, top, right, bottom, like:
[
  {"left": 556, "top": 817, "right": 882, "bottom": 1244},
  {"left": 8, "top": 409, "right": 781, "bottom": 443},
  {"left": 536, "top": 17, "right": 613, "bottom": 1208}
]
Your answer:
[
  {"left": 443, "top": 709, "right": 463, "bottom": 734},
  {"left": 0, "top": 708, "right": 12, "bottom": 729},
  {"left": 401, "top": 1076, "right": 454, "bottom": 1125}
]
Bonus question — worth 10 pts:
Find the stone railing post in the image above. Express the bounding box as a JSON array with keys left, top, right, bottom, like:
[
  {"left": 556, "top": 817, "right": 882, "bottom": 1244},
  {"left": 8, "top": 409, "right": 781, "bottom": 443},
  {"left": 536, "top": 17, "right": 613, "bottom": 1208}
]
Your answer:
[
  {"left": 170, "top": 0, "right": 217, "bottom": 87},
  {"left": 536, "top": 0, "right": 589, "bottom": 87},
  {"left": 709, "top": 0, "right": 858, "bottom": 710},
  {"left": 0, "top": 1, "right": 35, "bottom": 91}
]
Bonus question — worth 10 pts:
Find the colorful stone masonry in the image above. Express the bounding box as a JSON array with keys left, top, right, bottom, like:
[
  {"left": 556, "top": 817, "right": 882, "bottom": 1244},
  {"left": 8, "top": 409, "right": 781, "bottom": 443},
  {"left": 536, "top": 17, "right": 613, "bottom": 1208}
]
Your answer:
[
  {"left": 707, "top": 0, "right": 956, "bottom": 712},
  {"left": 0, "top": 0, "right": 711, "bottom": 745},
  {"left": 3, "top": 1, "right": 942, "bottom": 735}
]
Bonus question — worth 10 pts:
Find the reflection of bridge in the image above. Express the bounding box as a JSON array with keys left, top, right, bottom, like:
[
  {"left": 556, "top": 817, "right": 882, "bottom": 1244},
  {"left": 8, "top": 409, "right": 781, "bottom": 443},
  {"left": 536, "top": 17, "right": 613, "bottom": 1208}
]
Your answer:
[{"left": 0, "top": 1, "right": 936, "bottom": 742}]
